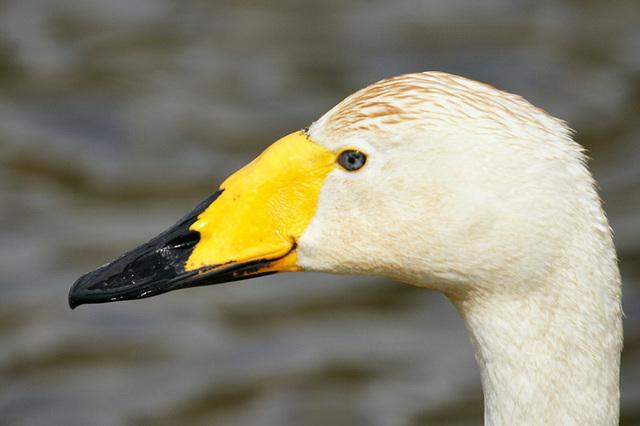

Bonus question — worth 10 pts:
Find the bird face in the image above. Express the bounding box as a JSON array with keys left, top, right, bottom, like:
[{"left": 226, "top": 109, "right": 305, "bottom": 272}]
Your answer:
[
  {"left": 69, "top": 72, "right": 576, "bottom": 308},
  {"left": 68, "top": 121, "right": 484, "bottom": 308}
]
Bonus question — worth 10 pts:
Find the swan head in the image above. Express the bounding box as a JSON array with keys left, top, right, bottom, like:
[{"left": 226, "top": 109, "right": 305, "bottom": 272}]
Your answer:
[{"left": 69, "top": 72, "right": 591, "bottom": 306}]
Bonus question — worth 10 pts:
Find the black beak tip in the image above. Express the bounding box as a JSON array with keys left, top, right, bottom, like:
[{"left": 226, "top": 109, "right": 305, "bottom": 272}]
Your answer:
[
  {"left": 68, "top": 286, "right": 83, "bottom": 309},
  {"left": 68, "top": 295, "right": 80, "bottom": 310},
  {"left": 67, "top": 191, "right": 225, "bottom": 310},
  {"left": 68, "top": 275, "right": 90, "bottom": 309},
  {"left": 68, "top": 269, "right": 120, "bottom": 310}
]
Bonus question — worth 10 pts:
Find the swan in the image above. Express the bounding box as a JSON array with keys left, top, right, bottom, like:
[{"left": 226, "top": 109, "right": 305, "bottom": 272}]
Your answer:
[{"left": 69, "top": 71, "right": 622, "bottom": 425}]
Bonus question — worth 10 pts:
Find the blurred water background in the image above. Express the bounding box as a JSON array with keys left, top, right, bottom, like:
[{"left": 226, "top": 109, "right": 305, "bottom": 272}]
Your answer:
[{"left": 1, "top": 0, "right": 639, "bottom": 425}]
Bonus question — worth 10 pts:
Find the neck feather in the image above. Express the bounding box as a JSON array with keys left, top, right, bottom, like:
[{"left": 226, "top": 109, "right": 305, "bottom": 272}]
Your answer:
[{"left": 450, "top": 235, "right": 622, "bottom": 425}]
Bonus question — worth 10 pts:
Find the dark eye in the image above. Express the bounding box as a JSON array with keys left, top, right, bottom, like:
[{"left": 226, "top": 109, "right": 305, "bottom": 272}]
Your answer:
[{"left": 337, "top": 149, "right": 367, "bottom": 171}]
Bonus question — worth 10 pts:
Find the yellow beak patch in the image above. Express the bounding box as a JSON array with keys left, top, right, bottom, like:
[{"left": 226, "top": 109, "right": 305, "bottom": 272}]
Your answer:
[{"left": 185, "top": 131, "right": 335, "bottom": 273}]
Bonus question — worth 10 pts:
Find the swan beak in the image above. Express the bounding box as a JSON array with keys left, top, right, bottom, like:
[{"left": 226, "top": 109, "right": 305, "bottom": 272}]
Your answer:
[{"left": 69, "top": 131, "right": 335, "bottom": 309}]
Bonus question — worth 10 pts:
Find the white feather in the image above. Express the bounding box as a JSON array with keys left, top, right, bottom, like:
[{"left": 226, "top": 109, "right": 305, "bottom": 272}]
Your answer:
[{"left": 298, "top": 72, "right": 622, "bottom": 425}]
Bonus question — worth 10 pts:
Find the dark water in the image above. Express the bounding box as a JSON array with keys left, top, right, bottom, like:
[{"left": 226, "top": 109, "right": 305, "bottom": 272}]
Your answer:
[{"left": 1, "top": 1, "right": 639, "bottom": 425}]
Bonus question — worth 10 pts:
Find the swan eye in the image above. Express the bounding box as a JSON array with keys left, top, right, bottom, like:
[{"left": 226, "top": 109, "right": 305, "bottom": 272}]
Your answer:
[{"left": 337, "top": 149, "right": 367, "bottom": 171}]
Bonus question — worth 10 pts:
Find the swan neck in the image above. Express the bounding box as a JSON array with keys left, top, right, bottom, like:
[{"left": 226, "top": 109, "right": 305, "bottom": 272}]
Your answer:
[{"left": 452, "top": 262, "right": 622, "bottom": 425}]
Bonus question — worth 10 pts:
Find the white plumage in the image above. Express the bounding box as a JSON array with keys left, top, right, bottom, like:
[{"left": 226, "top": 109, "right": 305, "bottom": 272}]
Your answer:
[{"left": 297, "top": 72, "right": 622, "bottom": 425}]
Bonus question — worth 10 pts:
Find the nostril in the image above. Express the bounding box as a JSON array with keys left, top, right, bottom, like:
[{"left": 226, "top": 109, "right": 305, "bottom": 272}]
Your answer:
[{"left": 165, "top": 232, "right": 200, "bottom": 250}]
